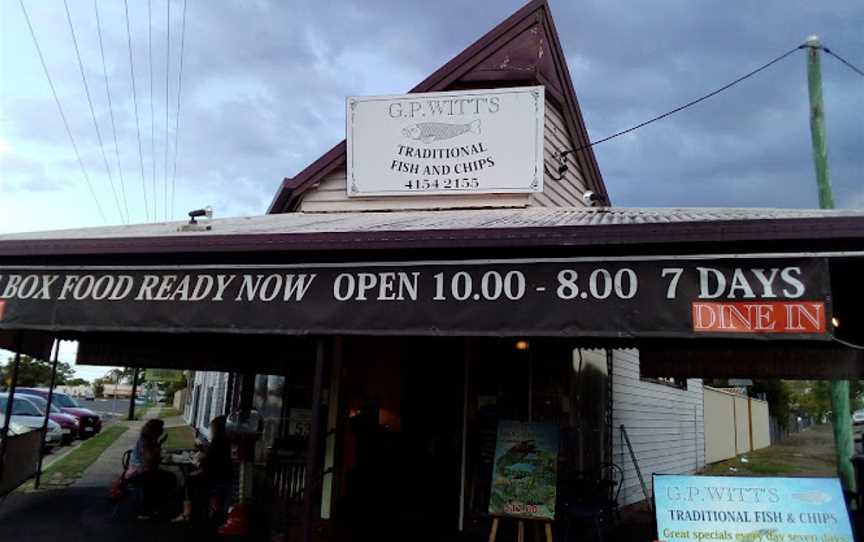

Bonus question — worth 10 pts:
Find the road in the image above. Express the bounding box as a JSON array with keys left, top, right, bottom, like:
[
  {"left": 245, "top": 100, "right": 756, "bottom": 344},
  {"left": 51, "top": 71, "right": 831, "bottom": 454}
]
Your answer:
[
  {"left": 86, "top": 398, "right": 133, "bottom": 417},
  {"left": 82, "top": 398, "right": 153, "bottom": 418}
]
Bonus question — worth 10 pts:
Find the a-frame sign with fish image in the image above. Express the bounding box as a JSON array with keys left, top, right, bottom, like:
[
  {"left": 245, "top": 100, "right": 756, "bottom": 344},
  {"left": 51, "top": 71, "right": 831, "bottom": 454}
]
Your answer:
[
  {"left": 488, "top": 420, "right": 559, "bottom": 542},
  {"left": 489, "top": 420, "right": 560, "bottom": 520},
  {"left": 346, "top": 86, "right": 544, "bottom": 197}
]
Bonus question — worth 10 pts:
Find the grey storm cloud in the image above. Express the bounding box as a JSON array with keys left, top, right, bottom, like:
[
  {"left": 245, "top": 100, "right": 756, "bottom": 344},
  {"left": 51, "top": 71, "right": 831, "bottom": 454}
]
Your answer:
[{"left": 1, "top": 0, "right": 861, "bottom": 226}]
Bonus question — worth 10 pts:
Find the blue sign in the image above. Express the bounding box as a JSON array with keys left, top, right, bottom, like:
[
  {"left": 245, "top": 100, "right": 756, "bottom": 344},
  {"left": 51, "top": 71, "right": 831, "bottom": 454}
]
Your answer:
[{"left": 654, "top": 475, "right": 853, "bottom": 542}]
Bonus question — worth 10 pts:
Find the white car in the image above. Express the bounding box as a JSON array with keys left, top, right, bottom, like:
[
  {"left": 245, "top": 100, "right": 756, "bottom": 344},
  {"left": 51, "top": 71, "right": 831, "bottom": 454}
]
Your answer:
[
  {"left": 82, "top": 390, "right": 96, "bottom": 401},
  {"left": 853, "top": 410, "right": 864, "bottom": 426},
  {"left": 0, "top": 394, "right": 63, "bottom": 449}
]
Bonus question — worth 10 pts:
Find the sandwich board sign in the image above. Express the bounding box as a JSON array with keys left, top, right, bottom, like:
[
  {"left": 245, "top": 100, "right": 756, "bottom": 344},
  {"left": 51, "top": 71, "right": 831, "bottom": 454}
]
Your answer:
[
  {"left": 653, "top": 475, "right": 854, "bottom": 541},
  {"left": 488, "top": 420, "right": 559, "bottom": 520},
  {"left": 346, "top": 86, "right": 544, "bottom": 197}
]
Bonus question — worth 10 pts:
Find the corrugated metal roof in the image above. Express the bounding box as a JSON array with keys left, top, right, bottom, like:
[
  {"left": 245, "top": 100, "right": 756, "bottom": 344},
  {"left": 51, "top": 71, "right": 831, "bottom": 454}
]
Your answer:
[{"left": 1, "top": 207, "right": 862, "bottom": 241}]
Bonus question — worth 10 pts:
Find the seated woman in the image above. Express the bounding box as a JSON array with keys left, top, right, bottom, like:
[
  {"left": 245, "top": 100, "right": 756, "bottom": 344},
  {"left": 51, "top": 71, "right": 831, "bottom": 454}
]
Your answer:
[
  {"left": 128, "top": 418, "right": 176, "bottom": 519},
  {"left": 174, "top": 415, "right": 233, "bottom": 522}
]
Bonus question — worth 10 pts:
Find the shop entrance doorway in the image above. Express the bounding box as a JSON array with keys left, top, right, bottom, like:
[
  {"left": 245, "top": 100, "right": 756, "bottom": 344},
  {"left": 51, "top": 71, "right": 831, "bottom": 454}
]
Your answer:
[{"left": 334, "top": 337, "right": 464, "bottom": 541}]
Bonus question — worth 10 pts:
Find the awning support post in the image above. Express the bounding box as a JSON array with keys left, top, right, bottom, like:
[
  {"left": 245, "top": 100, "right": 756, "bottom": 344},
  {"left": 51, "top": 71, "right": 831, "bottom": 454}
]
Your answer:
[
  {"left": 458, "top": 338, "right": 471, "bottom": 532},
  {"left": 127, "top": 367, "right": 140, "bottom": 421},
  {"left": 35, "top": 339, "right": 61, "bottom": 489},
  {"left": 303, "top": 338, "right": 326, "bottom": 542},
  {"left": 320, "top": 337, "right": 342, "bottom": 520},
  {"left": 0, "top": 334, "right": 23, "bottom": 477},
  {"left": 223, "top": 372, "right": 235, "bottom": 417}
]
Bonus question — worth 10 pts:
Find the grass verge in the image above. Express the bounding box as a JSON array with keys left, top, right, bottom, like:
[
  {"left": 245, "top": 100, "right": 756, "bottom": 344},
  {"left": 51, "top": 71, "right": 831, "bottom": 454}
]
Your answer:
[
  {"left": 131, "top": 403, "right": 154, "bottom": 420},
  {"left": 158, "top": 407, "right": 181, "bottom": 418},
  {"left": 40, "top": 424, "right": 129, "bottom": 485},
  {"left": 162, "top": 425, "right": 196, "bottom": 451},
  {"left": 700, "top": 424, "right": 836, "bottom": 476}
]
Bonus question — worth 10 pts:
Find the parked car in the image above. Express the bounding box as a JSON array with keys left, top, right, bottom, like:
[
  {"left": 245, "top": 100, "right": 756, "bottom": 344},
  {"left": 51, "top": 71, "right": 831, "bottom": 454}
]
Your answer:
[
  {"left": 17, "top": 393, "right": 79, "bottom": 444},
  {"left": 0, "top": 394, "right": 63, "bottom": 449},
  {"left": 853, "top": 409, "right": 864, "bottom": 426},
  {"left": 82, "top": 390, "right": 96, "bottom": 401},
  {"left": 16, "top": 388, "right": 102, "bottom": 439},
  {"left": 0, "top": 416, "right": 37, "bottom": 437}
]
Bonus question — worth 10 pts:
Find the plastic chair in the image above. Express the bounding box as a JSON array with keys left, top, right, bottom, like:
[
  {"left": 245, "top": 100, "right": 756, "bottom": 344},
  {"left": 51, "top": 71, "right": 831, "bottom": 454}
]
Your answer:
[{"left": 111, "top": 449, "right": 143, "bottom": 517}]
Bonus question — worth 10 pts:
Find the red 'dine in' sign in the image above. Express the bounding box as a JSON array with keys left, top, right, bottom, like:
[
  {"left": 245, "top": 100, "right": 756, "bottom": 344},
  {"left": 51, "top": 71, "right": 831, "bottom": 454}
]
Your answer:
[{"left": 692, "top": 301, "right": 826, "bottom": 334}]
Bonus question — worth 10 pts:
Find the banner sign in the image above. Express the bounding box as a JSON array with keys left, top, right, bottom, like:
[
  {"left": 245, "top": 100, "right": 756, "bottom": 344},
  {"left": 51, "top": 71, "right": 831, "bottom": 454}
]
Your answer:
[
  {"left": 0, "top": 257, "right": 830, "bottom": 339},
  {"left": 654, "top": 475, "right": 854, "bottom": 542},
  {"left": 346, "top": 86, "right": 544, "bottom": 196},
  {"left": 489, "top": 421, "right": 559, "bottom": 520}
]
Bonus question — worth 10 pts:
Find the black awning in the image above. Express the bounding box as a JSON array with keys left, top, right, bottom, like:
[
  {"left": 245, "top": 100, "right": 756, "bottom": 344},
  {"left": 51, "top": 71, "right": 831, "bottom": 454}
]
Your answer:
[{"left": 0, "top": 256, "right": 833, "bottom": 341}]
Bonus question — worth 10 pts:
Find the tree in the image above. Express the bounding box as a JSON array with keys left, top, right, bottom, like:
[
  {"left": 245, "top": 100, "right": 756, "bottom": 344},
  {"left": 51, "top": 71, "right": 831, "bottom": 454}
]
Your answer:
[
  {"left": 104, "top": 367, "right": 145, "bottom": 386},
  {"left": 105, "top": 368, "right": 124, "bottom": 383},
  {"left": 93, "top": 379, "right": 106, "bottom": 398},
  {"left": 1, "top": 355, "right": 75, "bottom": 388},
  {"left": 162, "top": 374, "right": 188, "bottom": 403},
  {"left": 65, "top": 378, "right": 91, "bottom": 387},
  {"left": 749, "top": 380, "right": 791, "bottom": 429},
  {"left": 788, "top": 380, "right": 864, "bottom": 421}
]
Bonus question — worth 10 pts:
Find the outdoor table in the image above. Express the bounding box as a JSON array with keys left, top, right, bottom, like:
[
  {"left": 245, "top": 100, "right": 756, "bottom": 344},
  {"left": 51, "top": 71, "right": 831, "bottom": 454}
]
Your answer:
[{"left": 162, "top": 449, "right": 199, "bottom": 481}]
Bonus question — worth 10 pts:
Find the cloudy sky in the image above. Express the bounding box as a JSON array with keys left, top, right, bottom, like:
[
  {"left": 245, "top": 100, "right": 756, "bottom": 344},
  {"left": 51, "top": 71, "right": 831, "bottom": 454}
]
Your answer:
[{"left": 0, "top": 0, "right": 861, "bottom": 378}]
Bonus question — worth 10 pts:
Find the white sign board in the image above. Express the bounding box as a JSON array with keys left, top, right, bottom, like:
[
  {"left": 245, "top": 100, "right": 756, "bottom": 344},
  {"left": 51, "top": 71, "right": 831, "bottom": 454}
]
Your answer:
[{"left": 346, "top": 86, "right": 544, "bottom": 197}]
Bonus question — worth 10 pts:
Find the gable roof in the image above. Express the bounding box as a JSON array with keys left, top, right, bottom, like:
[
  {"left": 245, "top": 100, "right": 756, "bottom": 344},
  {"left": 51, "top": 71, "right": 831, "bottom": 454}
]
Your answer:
[{"left": 267, "top": 0, "right": 608, "bottom": 213}]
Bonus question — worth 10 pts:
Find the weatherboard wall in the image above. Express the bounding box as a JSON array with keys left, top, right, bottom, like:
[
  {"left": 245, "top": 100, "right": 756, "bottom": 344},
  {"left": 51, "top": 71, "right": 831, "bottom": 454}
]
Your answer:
[
  {"left": 611, "top": 349, "right": 706, "bottom": 508},
  {"left": 184, "top": 370, "right": 230, "bottom": 439},
  {"left": 297, "top": 101, "right": 587, "bottom": 212}
]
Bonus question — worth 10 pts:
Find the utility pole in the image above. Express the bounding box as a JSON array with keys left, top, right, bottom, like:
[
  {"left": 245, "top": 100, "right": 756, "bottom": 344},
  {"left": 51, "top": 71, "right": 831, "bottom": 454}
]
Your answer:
[
  {"left": 805, "top": 35, "right": 853, "bottom": 493},
  {"left": 127, "top": 367, "right": 140, "bottom": 421}
]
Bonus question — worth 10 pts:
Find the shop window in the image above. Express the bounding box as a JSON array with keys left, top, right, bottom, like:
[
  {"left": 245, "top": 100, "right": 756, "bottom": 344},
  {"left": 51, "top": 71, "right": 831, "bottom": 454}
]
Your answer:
[
  {"left": 204, "top": 387, "right": 214, "bottom": 431},
  {"left": 191, "top": 386, "right": 201, "bottom": 429},
  {"left": 641, "top": 376, "right": 688, "bottom": 390}
]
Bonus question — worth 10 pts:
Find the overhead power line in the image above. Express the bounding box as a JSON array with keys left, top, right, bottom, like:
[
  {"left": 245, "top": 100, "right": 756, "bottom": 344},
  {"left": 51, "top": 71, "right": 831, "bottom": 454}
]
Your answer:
[
  {"left": 63, "top": 0, "right": 125, "bottom": 223},
  {"left": 124, "top": 0, "right": 149, "bottom": 222},
  {"left": 823, "top": 47, "right": 864, "bottom": 78},
  {"left": 94, "top": 0, "right": 129, "bottom": 222},
  {"left": 171, "top": 0, "right": 188, "bottom": 220},
  {"left": 556, "top": 45, "right": 807, "bottom": 164},
  {"left": 164, "top": 0, "right": 171, "bottom": 221},
  {"left": 19, "top": 0, "right": 106, "bottom": 223},
  {"left": 148, "top": 0, "right": 156, "bottom": 221}
]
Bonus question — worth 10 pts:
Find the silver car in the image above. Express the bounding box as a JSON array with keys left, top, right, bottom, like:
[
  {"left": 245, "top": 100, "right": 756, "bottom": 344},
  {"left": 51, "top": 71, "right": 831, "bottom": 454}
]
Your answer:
[{"left": 0, "top": 394, "right": 63, "bottom": 449}]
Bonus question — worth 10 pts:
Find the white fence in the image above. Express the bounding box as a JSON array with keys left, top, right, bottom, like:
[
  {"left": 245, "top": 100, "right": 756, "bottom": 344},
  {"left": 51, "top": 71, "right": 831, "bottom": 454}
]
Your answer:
[{"left": 704, "top": 387, "right": 770, "bottom": 464}]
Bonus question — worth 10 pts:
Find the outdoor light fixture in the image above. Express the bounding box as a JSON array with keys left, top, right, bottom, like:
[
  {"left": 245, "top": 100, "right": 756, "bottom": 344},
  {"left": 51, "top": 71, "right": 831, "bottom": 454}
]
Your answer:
[
  {"left": 515, "top": 340, "right": 529, "bottom": 351},
  {"left": 832, "top": 316, "right": 840, "bottom": 328}
]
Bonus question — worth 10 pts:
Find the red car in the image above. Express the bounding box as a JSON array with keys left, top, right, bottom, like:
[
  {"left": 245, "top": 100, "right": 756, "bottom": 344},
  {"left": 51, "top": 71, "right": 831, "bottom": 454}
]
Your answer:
[
  {"left": 16, "top": 388, "right": 102, "bottom": 438},
  {"left": 17, "top": 393, "right": 79, "bottom": 444}
]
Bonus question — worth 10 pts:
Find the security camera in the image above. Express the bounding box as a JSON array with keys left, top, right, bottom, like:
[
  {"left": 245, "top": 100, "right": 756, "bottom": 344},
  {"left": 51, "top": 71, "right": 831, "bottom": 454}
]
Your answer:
[
  {"left": 582, "top": 190, "right": 601, "bottom": 206},
  {"left": 180, "top": 206, "right": 214, "bottom": 231},
  {"left": 187, "top": 206, "right": 213, "bottom": 224}
]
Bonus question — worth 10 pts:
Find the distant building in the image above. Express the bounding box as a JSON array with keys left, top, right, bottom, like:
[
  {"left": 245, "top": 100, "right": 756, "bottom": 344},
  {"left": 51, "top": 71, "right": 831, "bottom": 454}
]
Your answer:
[
  {"left": 101, "top": 383, "right": 135, "bottom": 399},
  {"left": 56, "top": 384, "right": 93, "bottom": 397}
]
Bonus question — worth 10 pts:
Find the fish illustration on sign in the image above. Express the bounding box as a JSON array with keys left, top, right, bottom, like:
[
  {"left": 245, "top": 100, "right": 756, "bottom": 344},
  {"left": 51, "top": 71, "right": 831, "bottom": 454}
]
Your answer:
[
  {"left": 791, "top": 490, "right": 832, "bottom": 504},
  {"left": 402, "top": 120, "right": 481, "bottom": 144}
]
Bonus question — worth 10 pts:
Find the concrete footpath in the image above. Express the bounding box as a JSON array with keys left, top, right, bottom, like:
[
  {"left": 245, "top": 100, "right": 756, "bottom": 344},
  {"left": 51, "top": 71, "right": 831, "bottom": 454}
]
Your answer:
[
  {"left": 0, "top": 408, "right": 192, "bottom": 542},
  {"left": 74, "top": 418, "right": 142, "bottom": 489}
]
